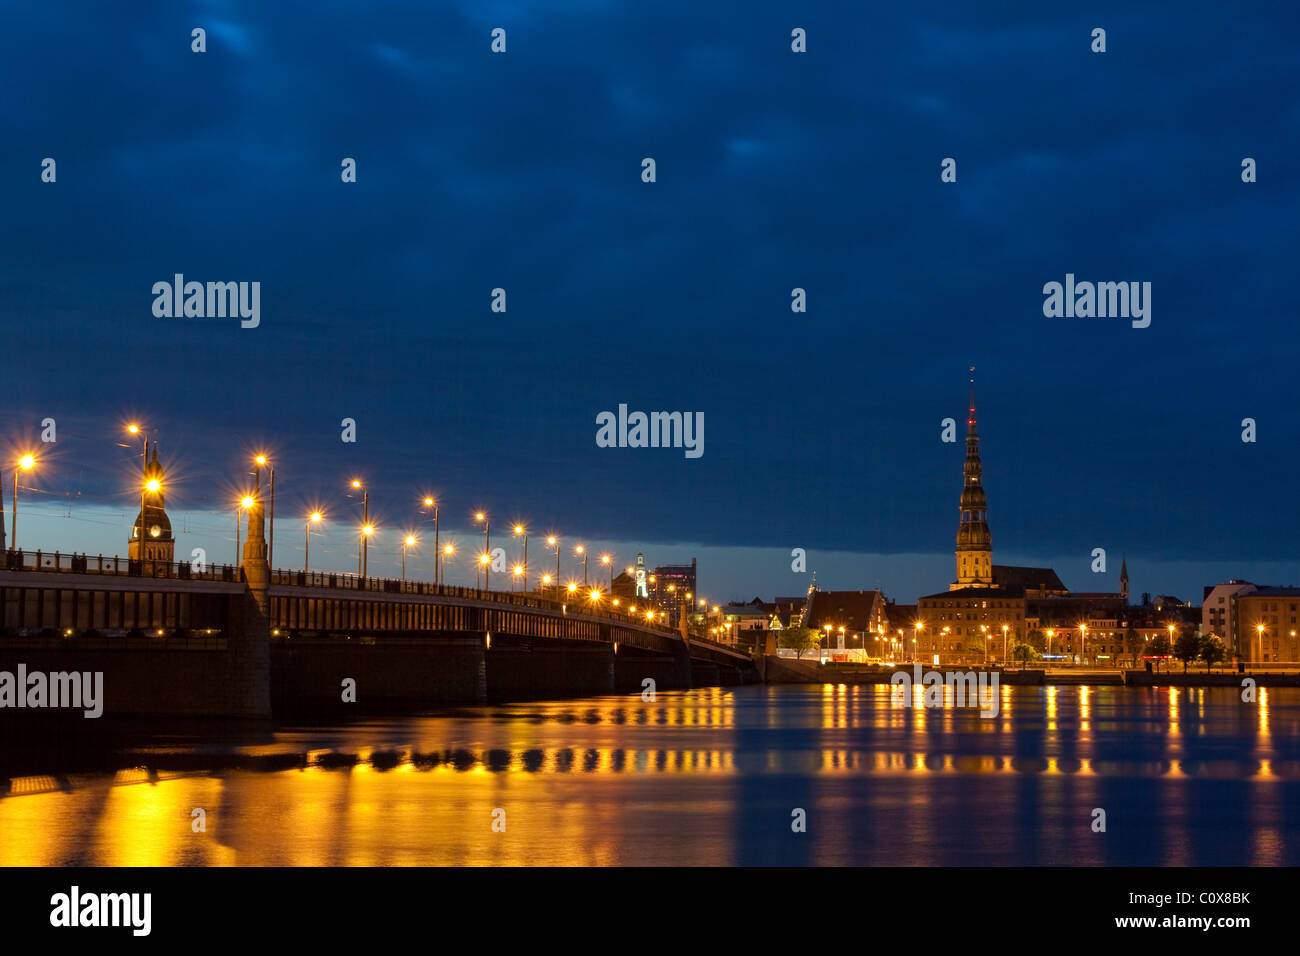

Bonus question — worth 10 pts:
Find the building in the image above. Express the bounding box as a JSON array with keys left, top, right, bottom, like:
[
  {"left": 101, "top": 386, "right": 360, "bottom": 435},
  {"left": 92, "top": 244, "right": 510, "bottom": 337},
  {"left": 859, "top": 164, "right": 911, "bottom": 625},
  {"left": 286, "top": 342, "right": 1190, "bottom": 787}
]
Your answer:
[
  {"left": 952, "top": 376, "right": 994, "bottom": 589},
  {"left": 1233, "top": 587, "right": 1300, "bottom": 662},
  {"left": 802, "top": 588, "right": 890, "bottom": 657},
  {"left": 647, "top": 558, "right": 697, "bottom": 624},
  {"left": 918, "top": 587, "right": 1026, "bottom": 664},
  {"left": 129, "top": 440, "right": 174, "bottom": 566},
  {"left": 1203, "top": 581, "right": 1256, "bottom": 651}
]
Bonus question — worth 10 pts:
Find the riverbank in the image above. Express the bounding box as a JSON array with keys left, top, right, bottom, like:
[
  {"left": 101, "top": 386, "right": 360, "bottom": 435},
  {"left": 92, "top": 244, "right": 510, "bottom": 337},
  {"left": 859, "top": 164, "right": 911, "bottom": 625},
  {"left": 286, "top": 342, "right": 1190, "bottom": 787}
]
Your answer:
[{"left": 762, "top": 657, "right": 1300, "bottom": 687}]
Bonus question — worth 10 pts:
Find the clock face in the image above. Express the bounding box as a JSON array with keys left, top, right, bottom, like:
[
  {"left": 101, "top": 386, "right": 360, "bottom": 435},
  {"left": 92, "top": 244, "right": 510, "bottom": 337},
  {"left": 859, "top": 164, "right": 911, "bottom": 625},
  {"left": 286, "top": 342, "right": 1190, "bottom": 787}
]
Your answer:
[{"left": 150, "top": 525, "right": 162, "bottom": 538}]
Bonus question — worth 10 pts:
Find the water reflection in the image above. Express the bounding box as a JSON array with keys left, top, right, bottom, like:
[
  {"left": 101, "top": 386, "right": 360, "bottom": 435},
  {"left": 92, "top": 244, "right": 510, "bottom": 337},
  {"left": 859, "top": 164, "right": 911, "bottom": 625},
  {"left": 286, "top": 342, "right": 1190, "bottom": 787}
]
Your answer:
[{"left": 2, "top": 684, "right": 1298, "bottom": 865}]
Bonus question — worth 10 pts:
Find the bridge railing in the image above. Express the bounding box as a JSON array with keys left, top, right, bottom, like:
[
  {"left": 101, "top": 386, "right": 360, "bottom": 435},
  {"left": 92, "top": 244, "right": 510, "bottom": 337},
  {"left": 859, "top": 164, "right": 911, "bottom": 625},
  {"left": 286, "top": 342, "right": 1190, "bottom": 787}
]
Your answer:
[
  {"left": 269, "top": 567, "right": 683, "bottom": 634},
  {"left": 1, "top": 549, "right": 244, "bottom": 583}
]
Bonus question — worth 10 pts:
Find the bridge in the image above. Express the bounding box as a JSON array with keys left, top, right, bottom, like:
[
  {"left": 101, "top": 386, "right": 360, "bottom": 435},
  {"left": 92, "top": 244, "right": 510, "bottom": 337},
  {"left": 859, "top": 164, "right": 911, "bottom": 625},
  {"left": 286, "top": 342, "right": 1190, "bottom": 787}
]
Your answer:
[{"left": 0, "top": 547, "right": 756, "bottom": 722}]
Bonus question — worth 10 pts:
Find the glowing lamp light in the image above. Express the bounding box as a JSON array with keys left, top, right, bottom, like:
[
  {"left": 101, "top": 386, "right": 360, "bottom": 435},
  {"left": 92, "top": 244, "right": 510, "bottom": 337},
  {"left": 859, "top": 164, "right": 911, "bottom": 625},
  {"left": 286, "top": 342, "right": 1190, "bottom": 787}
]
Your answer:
[
  {"left": 240, "top": 496, "right": 255, "bottom": 509},
  {"left": 405, "top": 535, "right": 417, "bottom": 547},
  {"left": 145, "top": 478, "right": 161, "bottom": 492},
  {"left": 18, "top": 454, "right": 36, "bottom": 471},
  {"left": 310, "top": 512, "right": 323, "bottom": 523},
  {"left": 362, "top": 524, "right": 374, "bottom": 536}
]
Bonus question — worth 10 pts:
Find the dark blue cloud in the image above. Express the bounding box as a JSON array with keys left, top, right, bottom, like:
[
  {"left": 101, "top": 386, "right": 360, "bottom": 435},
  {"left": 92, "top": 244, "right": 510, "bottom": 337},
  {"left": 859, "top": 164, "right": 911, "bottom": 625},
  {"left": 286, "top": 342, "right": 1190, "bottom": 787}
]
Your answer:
[{"left": 2, "top": 1, "right": 1297, "bottom": 597}]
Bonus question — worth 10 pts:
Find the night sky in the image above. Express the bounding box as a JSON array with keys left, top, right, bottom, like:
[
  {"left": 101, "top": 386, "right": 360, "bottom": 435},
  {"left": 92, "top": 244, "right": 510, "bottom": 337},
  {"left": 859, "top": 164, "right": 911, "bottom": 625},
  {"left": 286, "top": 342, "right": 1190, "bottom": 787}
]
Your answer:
[{"left": 2, "top": 1, "right": 1298, "bottom": 602}]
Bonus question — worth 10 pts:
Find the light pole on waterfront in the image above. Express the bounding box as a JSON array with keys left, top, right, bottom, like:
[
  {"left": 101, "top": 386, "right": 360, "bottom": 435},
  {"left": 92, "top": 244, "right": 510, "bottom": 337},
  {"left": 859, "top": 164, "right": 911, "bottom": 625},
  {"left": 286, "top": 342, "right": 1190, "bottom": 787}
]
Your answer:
[
  {"left": 305, "top": 511, "right": 322, "bottom": 571},
  {"left": 576, "top": 545, "right": 587, "bottom": 586},
  {"left": 602, "top": 553, "right": 612, "bottom": 592},
  {"left": 478, "top": 551, "right": 489, "bottom": 590},
  {"left": 1002, "top": 624, "right": 1009, "bottom": 664},
  {"left": 547, "top": 536, "right": 559, "bottom": 591},
  {"left": 1079, "top": 623, "right": 1088, "bottom": 666},
  {"left": 442, "top": 543, "right": 454, "bottom": 585},
  {"left": 913, "top": 620, "right": 924, "bottom": 663}
]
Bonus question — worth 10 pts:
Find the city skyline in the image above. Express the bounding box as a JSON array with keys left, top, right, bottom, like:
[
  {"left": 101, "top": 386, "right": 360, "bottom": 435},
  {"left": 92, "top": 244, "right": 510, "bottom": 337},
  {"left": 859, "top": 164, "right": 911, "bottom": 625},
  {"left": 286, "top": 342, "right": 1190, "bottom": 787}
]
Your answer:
[{"left": 1, "top": 391, "right": 1290, "bottom": 606}]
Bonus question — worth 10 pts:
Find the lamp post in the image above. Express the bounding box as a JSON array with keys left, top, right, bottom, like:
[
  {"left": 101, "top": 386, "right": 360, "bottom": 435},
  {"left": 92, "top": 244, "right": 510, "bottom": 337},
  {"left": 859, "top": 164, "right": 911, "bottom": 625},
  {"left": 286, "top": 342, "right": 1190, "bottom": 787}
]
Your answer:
[
  {"left": 1002, "top": 624, "right": 1009, "bottom": 664},
  {"left": 576, "top": 545, "right": 587, "bottom": 586},
  {"left": 442, "top": 543, "right": 454, "bottom": 584},
  {"left": 11, "top": 453, "right": 36, "bottom": 553},
  {"left": 547, "top": 536, "right": 559, "bottom": 590},
  {"left": 402, "top": 534, "right": 416, "bottom": 583},
  {"left": 256, "top": 454, "right": 274, "bottom": 568},
  {"left": 305, "top": 512, "right": 322, "bottom": 572},
  {"left": 478, "top": 552, "right": 489, "bottom": 590},
  {"left": 475, "top": 513, "right": 489, "bottom": 590},
  {"left": 513, "top": 524, "right": 527, "bottom": 590},
  {"left": 361, "top": 524, "right": 374, "bottom": 579},
  {"left": 1079, "top": 623, "right": 1088, "bottom": 666},
  {"left": 602, "top": 553, "right": 612, "bottom": 593},
  {"left": 1255, "top": 623, "right": 1264, "bottom": 665},
  {"left": 1047, "top": 628, "right": 1055, "bottom": 658},
  {"left": 981, "top": 624, "right": 989, "bottom": 664},
  {"left": 350, "top": 479, "right": 368, "bottom": 576},
  {"left": 423, "top": 498, "right": 440, "bottom": 584}
]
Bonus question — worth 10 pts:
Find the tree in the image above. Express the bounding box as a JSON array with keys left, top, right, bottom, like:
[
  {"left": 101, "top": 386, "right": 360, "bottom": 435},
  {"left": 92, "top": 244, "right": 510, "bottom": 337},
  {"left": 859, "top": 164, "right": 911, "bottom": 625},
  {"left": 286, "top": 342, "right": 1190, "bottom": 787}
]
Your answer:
[
  {"left": 1025, "top": 629, "right": 1047, "bottom": 652},
  {"left": 1173, "top": 630, "right": 1200, "bottom": 674},
  {"left": 1200, "top": 634, "right": 1226, "bottom": 672},
  {"left": 1012, "top": 642, "right": 1041, "bottom": 669},
  {"left": 1148, "top": 634, "right": 1171, "bottom": 671},
  {"left": 777, "top": 627, "right": 822, "bottom": 661}
]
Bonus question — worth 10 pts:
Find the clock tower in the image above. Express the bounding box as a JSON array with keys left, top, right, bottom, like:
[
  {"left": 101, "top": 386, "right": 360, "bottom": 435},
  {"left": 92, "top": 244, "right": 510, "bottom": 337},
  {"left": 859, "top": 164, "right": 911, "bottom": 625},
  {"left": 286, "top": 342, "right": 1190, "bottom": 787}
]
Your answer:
[{"left": 129, "top": 440, "right": 175, "bottom": 566}]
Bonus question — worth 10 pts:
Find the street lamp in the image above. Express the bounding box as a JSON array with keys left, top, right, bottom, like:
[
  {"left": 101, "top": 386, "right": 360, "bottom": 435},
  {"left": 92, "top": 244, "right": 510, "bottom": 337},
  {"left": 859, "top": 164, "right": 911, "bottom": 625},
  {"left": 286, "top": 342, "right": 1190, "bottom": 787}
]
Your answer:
[
  {"left": 401, "top": 534, "right": 417, "bottom": 583},
  {"left": 547, "top": 535, "right": 559, "bottom": 586},
  {"left": 513, "top": 564, "right": 525, "bottom": 591},
  {"left": 305, "top": 511, "right": 322, "bottom": 572},
  {"left": 10, "top": 453, "right": 36, "bottom": 552},
  {"left": 1079, "top": 623, "right": 1088, "bottom": 666},
  {"left": 513, "top": 524, "right": 528, "bottom": 590},
  {"left": 478, "top": 551, "right": 490, "bottom": 590},
  {"left": 442, "top": 543, "right": 454, "bottom": 583},
  {"left": 475, "top": 513, "right": 489, "bottom": 589},
  {"left": 422, "top": 497, "right": 441, "bottom": 585},
  {"left": 576, "top": 545, "right": 587, "bottom": 585},
  {"left": 255, "top": 454, "right": 275, "bottom": 568},
  {"left": 350, "top": 479, "right": 369, "bottom": 576},
  {"left": 602, "top": 553, "right": 612, "bottom": 592},
  {"left": 1047, "top": 628, "right": 1055, "bottom": 658},
  {"left": 1002, "top": 623, "right": 1009, "bottom": 664},
  {"left": 1256, "top": 623, "right": 1265, "bottom": 664}
]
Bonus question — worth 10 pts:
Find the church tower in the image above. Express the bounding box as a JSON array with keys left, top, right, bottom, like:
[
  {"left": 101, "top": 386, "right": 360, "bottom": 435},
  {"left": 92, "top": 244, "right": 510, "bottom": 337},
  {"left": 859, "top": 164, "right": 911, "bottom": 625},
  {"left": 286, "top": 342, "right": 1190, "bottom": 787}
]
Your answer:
[
  {"left": 635, "top": 552, "right": 648, "bottom": 598},
  {"left": 129, "top": 440, "right": 175, "bottom": 565},
  {"left": 1120, "top": 555, "right": 1129, "bottom": 604},
  {"left": 952, "top": 370, "right": 993, "bottom": 589}
]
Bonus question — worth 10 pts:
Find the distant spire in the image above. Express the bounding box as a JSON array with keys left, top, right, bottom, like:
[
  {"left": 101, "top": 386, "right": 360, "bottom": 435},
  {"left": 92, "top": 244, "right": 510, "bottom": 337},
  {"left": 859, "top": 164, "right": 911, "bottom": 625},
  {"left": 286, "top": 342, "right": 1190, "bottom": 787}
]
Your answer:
[{"left": 967, "top": 365, "right": 977, "bottom": 436}]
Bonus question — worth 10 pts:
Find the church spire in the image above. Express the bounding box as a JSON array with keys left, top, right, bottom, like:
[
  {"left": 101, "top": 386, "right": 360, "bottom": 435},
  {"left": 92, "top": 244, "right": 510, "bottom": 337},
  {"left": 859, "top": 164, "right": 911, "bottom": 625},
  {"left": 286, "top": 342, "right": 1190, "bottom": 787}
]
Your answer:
[{"left": 953, "top": 367, "right": 993, "bottom": 588}]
